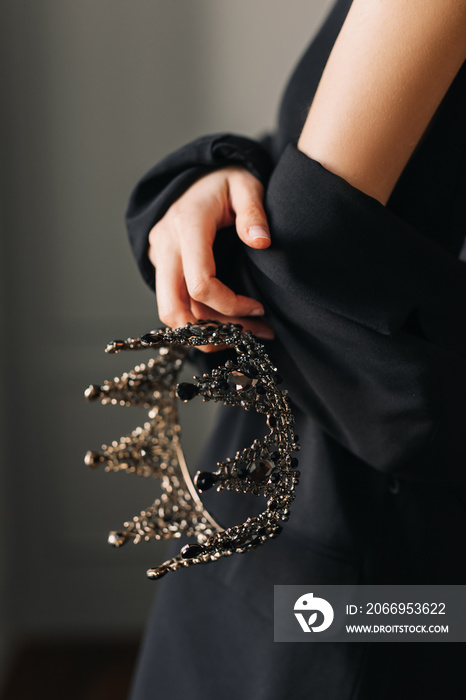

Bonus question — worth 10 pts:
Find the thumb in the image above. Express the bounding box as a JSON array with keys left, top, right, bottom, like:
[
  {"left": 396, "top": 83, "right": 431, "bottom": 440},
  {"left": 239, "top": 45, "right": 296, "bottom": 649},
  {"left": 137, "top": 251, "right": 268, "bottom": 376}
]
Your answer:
[{"left": 230, "top": 174, "right": 271, "bottom": 249}]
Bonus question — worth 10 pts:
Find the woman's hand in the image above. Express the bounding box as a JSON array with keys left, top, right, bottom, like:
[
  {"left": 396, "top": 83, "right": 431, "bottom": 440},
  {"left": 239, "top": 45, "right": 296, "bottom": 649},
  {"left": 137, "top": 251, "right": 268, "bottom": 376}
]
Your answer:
[{"left": 148, "top": 165, "right": 273, "bottom": 351}]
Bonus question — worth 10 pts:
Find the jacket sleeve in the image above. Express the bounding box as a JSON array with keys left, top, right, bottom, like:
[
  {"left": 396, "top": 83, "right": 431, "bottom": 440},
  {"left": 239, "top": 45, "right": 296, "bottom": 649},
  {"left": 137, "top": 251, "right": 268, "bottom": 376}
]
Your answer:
[
  {"left": 125, "top": 133, "right": 274, "bottom": 289},
  {"left": 240, "top": 144, "right": 466, "bottom": 486}
]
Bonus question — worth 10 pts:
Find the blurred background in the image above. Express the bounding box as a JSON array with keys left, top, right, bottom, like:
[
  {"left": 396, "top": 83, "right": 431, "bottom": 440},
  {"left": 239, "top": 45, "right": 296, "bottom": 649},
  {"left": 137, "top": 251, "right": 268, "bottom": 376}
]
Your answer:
[{"left": 0, "top": 1, "right": 329, "bottom": 697}]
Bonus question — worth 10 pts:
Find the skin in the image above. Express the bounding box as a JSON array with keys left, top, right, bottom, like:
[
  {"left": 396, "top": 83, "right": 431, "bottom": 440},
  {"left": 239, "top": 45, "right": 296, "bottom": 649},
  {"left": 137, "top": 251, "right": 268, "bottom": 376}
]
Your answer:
[
  {"left": 297, "top": 0, "right": 466, "bottom": 205},
  {"left": 149, "top": 0, "right": 466, "bottom": 351}
]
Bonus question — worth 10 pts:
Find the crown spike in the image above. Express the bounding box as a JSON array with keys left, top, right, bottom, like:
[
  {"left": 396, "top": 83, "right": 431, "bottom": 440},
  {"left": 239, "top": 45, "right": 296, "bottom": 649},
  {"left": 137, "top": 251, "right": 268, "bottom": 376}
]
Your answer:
[{"left": 85, "top": 321, "right": 300, "bottom": 580}]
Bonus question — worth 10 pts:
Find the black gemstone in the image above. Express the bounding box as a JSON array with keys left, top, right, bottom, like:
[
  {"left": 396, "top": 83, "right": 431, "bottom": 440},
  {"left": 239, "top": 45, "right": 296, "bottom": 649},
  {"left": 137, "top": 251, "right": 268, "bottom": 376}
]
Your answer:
[
  {"left": 181, "top": 543, "right": 205, "bottom": 559},
  {"left": 228, "top": 371, "right": 257, "bottom": 392},
  {"left": 249, "top": 459, "right": 274, "bottom": 483},
  {"left": 256, "top": 384, "right": 266, "bottom": 395},
  {"left": 269, "top": 471, "right": 281, "bottom": 483},
  {"left": 176, "top": 382, "right": 199, "bottom": 401},
  {"left": 236, "top": 462, "right": 249, "bottom": 478},
  {"left": 244, "top": 364, "right": 259, "bottom": 377},
  {"left": 190, "top": 325, "right": 204, "bottom": 336},
  {"left": 194, "top": 471, "right": 219, "bottom": 492},
  {"left": 140, "top": 333, "right": 162, "bottom": 346},
  {"left": 217, "top": 378, "right": 229, "bottom": 393},
  {"left": 234, "top": 533, "right": 258, "bottom": 548},
  {"left": 290, "top": 457, "right": 299, "bottom": 468},
  {"left": 268, "top": 499, "right": 279, "bottom": 510},
  {"left": 267, "top": 415, "right": 276, "bottom": 428}
]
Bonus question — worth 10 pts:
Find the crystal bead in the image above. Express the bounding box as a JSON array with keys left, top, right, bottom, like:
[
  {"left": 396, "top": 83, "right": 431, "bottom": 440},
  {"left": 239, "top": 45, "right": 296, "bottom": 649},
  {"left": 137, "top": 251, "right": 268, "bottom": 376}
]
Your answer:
[
  {"left": 194, "top": 471, "right": 219, "bottom": 492},
  {"left": 108, "top": 531, "right": 127, "bottom": 547},
  {"left": 181, "top": 543, "right": 205, "bottom": 559},
  {"left": 84, "top": 451, "right": 104, "bottom": 467},
  {"left": 147, "top": 567, "right": 168, "bottom": 580},
  {"left": 84, "top": 384, "right": 101, "bottom": 401},
  {"left": 176, "top": 382, "right": 199, "bottom": 401}
]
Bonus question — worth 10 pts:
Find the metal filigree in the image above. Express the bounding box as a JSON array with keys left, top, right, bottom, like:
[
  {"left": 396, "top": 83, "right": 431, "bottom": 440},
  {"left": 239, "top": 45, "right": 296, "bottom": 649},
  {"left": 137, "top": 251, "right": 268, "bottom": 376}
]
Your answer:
[{"left": 85, "top": 320, "right": 300, "bottom": 580}]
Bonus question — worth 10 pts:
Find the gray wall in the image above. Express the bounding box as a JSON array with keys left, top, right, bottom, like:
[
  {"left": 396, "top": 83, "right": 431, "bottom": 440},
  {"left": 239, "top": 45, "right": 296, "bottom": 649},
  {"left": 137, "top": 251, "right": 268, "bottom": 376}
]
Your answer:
[{"left": 0, "top": 0, "right": 329, "bottom": 680}]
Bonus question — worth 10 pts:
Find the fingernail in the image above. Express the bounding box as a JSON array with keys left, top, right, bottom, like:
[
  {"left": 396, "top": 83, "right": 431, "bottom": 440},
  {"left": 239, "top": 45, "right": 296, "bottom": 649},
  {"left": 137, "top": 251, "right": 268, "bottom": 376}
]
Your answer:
[
  {"left": 250, "top": 306, "right": 265, "bottom": 316},
  {"left": 248, "top": 226, "right": 270, "bottom": 241}
]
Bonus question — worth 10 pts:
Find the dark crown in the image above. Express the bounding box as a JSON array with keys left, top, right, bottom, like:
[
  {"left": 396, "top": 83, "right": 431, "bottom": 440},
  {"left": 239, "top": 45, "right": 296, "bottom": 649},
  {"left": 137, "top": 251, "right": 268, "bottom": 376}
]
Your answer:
[{"left": 84, "top": 320, "right": 300, "bottom": 580}]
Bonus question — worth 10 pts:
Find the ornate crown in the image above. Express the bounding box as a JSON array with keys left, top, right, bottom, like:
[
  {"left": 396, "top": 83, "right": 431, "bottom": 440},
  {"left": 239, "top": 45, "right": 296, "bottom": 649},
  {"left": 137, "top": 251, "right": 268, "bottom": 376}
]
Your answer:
[{"left": 84, "top": 320, "right": 300, "bottom": 580}]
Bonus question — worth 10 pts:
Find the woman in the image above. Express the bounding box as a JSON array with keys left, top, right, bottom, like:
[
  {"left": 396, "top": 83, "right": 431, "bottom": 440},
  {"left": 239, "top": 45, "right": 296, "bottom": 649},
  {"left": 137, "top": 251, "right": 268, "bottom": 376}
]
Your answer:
[{"left": 125, "top": 0, "right": 466, "bottom": 697}]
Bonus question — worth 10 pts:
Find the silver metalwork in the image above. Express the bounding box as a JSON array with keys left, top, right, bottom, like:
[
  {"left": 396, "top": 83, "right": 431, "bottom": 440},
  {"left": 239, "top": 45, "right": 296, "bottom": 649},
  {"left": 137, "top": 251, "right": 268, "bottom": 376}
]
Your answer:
[{"left": 84, "top": 320, "right": 300, "bottom": 580}]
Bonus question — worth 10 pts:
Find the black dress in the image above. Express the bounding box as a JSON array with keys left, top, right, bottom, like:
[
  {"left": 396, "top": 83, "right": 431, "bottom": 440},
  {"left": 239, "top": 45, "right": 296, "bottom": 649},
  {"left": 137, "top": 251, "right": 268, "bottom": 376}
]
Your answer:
[{"left": 125, "top": 1, "right": 466, "bottom": 698}]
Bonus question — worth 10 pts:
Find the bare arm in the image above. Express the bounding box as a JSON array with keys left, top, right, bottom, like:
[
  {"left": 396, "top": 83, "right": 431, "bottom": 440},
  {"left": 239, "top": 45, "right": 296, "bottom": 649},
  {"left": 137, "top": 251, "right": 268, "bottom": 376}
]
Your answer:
[{"left": 297, "top": 0, "right": 466, "bottom": 205}]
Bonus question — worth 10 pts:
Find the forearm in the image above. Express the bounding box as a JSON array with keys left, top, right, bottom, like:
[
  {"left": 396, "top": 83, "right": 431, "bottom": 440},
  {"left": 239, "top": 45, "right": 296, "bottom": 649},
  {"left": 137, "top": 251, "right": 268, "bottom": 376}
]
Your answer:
[{"left": 297, "top": 0, "right": 466, "bottom": 205}]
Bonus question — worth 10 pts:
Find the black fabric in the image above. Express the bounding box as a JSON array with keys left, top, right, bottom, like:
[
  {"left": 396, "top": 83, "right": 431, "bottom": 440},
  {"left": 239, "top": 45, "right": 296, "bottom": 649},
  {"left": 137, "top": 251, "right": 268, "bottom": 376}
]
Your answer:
[
  {"left": 243, "top": 144, "right": 466, "bottom": 484},
  {"left": 125, "top": 0, "right": 466, "bottom": 698}
]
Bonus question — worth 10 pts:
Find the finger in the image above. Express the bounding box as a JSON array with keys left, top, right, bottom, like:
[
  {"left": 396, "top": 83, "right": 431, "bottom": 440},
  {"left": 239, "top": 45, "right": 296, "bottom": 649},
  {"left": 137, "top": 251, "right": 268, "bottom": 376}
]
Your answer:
[
  {"left": 179, "top": 219, "right": 265, "bottom": 317},
  {"left": 189, "top": 300, "right": 274, "bottom": 353},
  {"left": 190, "top": 301, "right": 274, "bottom": 339},
  {"left": 229, "top": 175, "right": 271, "bottom": 249},
  {"left": 155, "top": 249, "right": 197, "bottom": 329}
]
